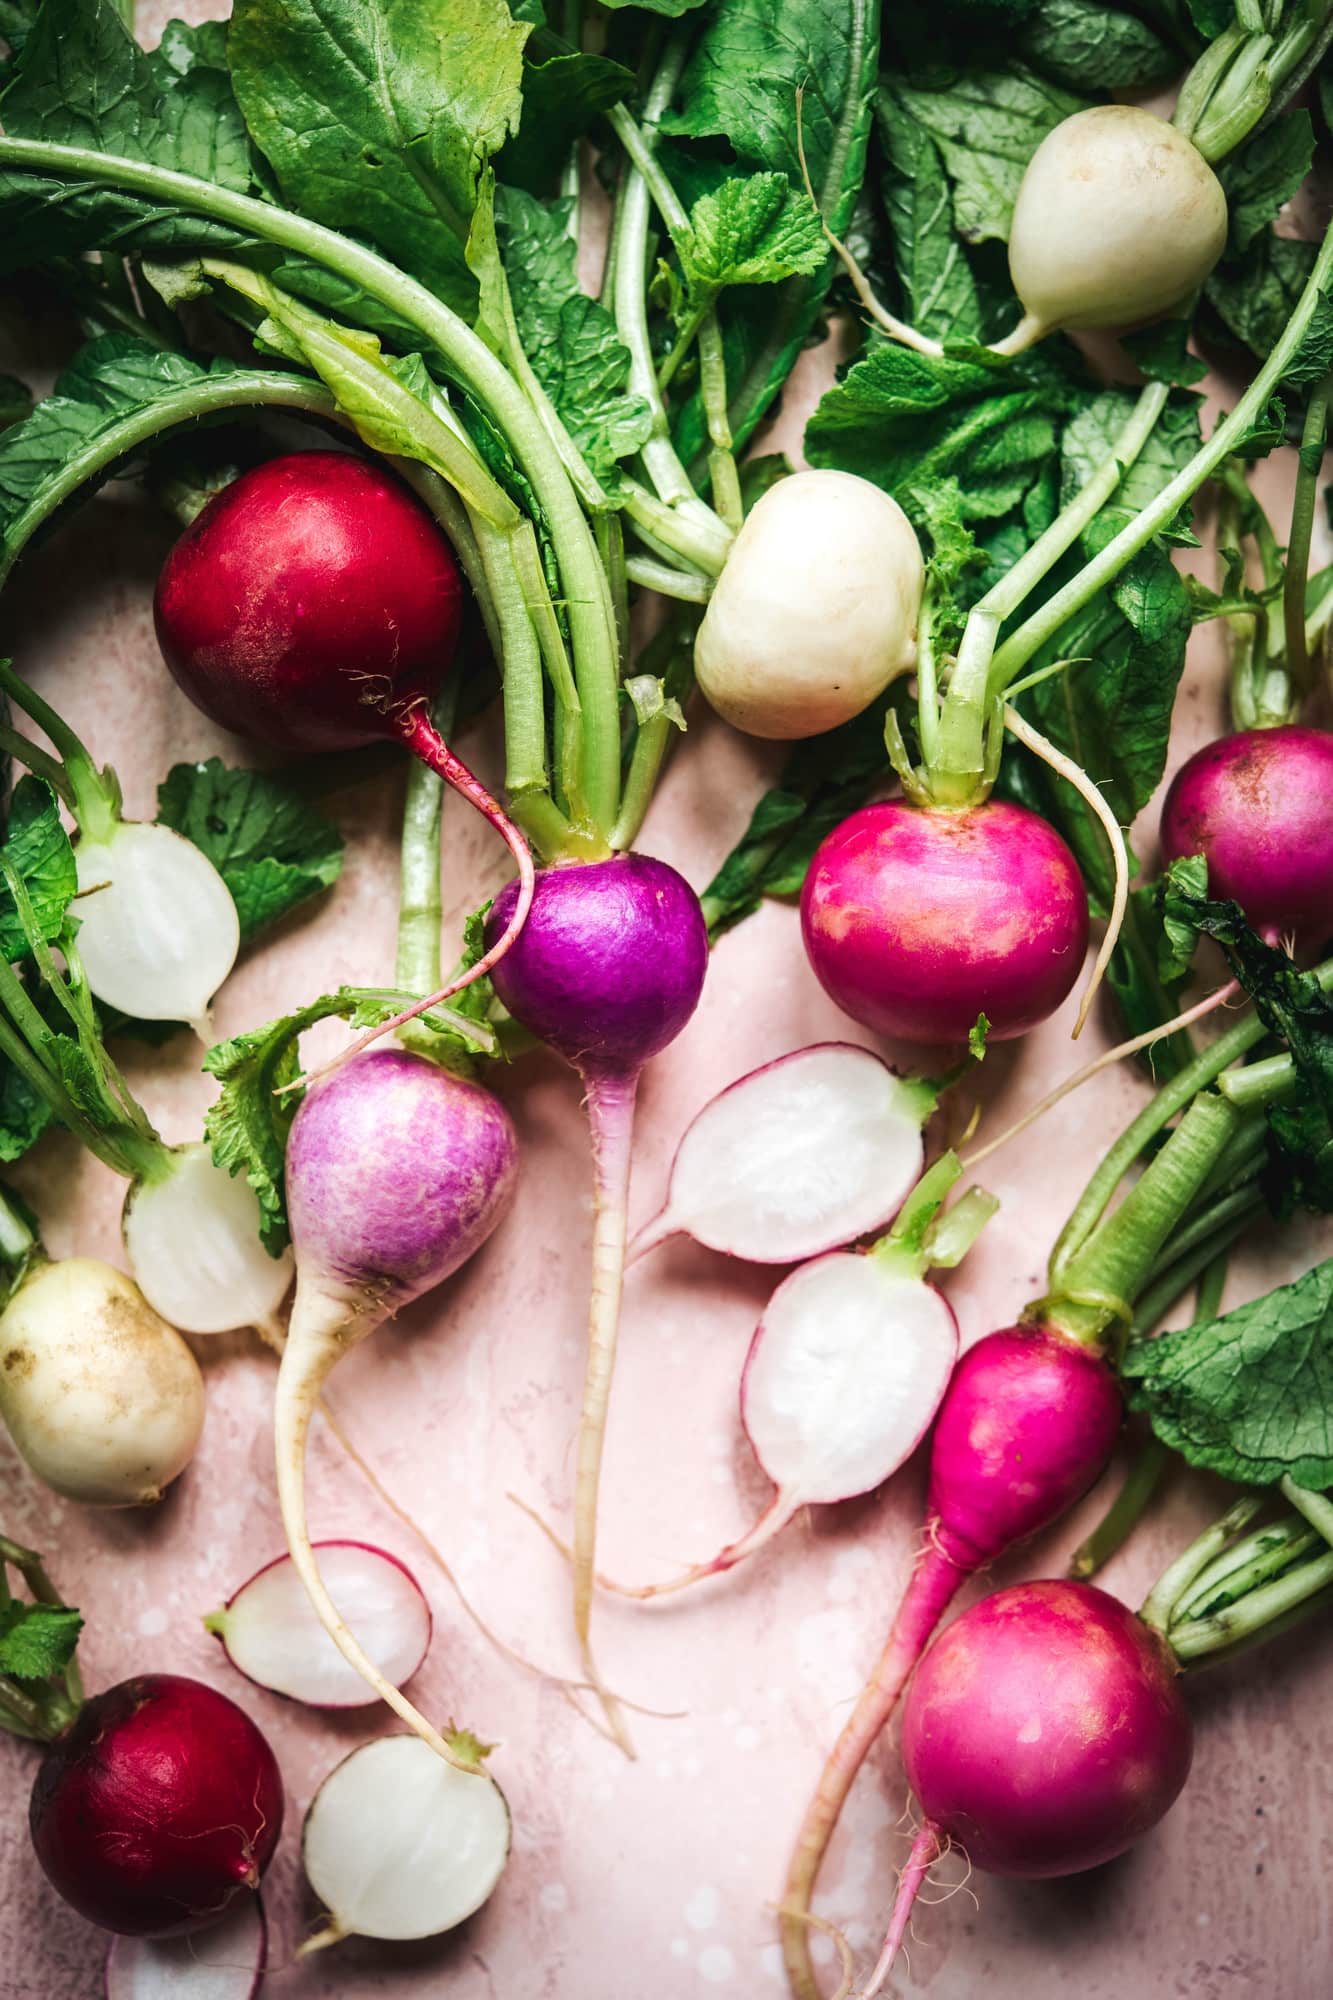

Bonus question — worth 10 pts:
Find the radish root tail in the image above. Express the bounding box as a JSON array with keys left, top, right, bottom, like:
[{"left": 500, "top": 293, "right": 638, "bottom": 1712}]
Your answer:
[
  {"left": 511, "top": 1487, "right": 800, "bottom": 1600},
  {"left": 855, "top": 1823, "right": 947, "bottom": 2000}
]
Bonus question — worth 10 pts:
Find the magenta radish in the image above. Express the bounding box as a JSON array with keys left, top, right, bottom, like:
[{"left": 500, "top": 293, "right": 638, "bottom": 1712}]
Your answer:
[
  {"left": 485, "top": 852, "right": 708, "bottom": 1748},
  {"left": 1160, "top": 725, "right": 1333, "bottom": 946},
  {"left": 274, "top": 1047, "right": 517, "bottom": 1765},
  {"left": 105, "top": 1895, "right": 266, "bottom": 2000},
  {"left": 300, "top": 1732, "right": 511, "bottom": 1952},
  {"left": 629, "top": 1043, "right": 937, "bottom": 1265},
  {"left": 30, "top": 1674, "right": 283, "bottom": 1937},
  {"left": 205, "top": 1541, "right": 432, "bottom": 1709},
  {"left": 800, "top": 799, "right": 1089, "bottom": 1044},
  {"left": 153, "top": 450, "right": 534, "bottom": 1015}
]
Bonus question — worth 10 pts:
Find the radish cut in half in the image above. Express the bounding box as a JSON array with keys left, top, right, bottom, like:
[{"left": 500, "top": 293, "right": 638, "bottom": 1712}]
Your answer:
[
  {"left": 206, "top": 1541, "right": 431, "bottom": 1709},
  {"left": 105, "top": 1895, "right": 265, "bottom": 1999},
  {"left": 630, "top": 1043, "right": 937, "bottom": 1265},
  {"left": 302, "top": 1735, "right": 511, "bottom": 1947}
]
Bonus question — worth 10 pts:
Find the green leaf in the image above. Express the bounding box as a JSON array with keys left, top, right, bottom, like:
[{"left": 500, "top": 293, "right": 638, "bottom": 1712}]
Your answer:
[
  {"left": 875, "top": 95, "right": 983, "bottom": 345},
  {"left": 904, "top": 475, "right": 988, "bottom": 653},
  {"left": 0, "top": 375, "right": 32, "bottom": 431},
  {"left": 1058, "top": 387, "right": 1203, "bottom": 542},
  {"left": 883, "top": 64, "right": 1084, "bottom": 244},
  {"left": 0, "top": 169, "right": 250, "bottom": 275},
  {"left": 1156, "top": 853, "right": 1209, "bottom": 986},
  {"left": 1124, "top": 1258, "right": 1333, "bottom": 1489},
  {"left": 0, "top": 1046, "right": 54, "bottom": 1162},
  {"left": 678, "top": 172, "right": 825, "bottom": 298},
  {"left": 1016, "top": 0, "right": 1178, "bottom": 90},
  {"left": 155, "top": 760, "right": 343, "bottom": 945},
  {"left": 1206, "top": 231, "right": 1318, "bottom": 364},
  {"left": 500, "top": 48, "right": 635, "bottom": 198},
  {"left": 1219, "top": 111, "right": 1316, "bottom": 255},
  {"left": 1120, "top": 319, "right": 1207, "bottom": 388},
  {"left": 228, "top": 0, "right": 530, "bottom": 319},
  {"left": 0, "top": 776, "right": 76, "bottom": 962},
  {"left": 599, "top": 0, "right": 709, "bottom": 12},
  {"left": 0, "top": 1599, "right": 82, "bottom": 1681}
]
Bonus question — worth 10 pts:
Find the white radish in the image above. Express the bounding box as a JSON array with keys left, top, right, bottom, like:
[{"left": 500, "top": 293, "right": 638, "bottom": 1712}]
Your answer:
[
  {"left": 206, "top": 1541, "right": 432, "bottom": 1709},
  {"left": 75, "top": 822, "right": 240, "bottom": 1041},
  {"left": 0, "top": 1257, "right": 204, "bottom": 1506},
  {"left": 105, "top": 1896, "right": 265, "bottom": 2000},
  {"left": 630, "top": 1043, "right": 937, "bottom": 1265},
  {"left": 122, "top": 1144, "right": 294, "bottom": 1337},
  {"left": 694, "top": 471, "right": 923, "bottom": 739},
  {"left": 301, "top": 1735, "right": 511, "bottom": 1951}
]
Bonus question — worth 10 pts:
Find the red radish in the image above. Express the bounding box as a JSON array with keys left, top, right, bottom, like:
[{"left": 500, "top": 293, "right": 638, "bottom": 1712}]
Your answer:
[
  {"left": 105, "top": 1895, "right": 266, "bottom": 2000},
  {"left": 153, "top": 450, "right": 533, "bottom": 1014},
  {"left": 485, "top": 853, "right": 708, "bottom": 1749},
  {"left": 205, "top": 1541, "right": 431, "bottom": 1709},
  {"left": 1160, "top": 725, "right": 1333, "bottom": 946},
  {"left": 300, "top": 1733, "right": 511, "bottom": 1952},
  {"left": 801, "top": 799, "right": 1089, "bottom": 1044},
  {"left": 629, "top": 1044, "right": 938, "bottom": 1265},
  {"left": 29, "top": 1675, "right": 283, "bottom": 1937}
]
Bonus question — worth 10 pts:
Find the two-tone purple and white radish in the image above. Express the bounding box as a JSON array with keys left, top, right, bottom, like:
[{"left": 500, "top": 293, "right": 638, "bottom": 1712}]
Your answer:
[{"left": 105, "top": 1897, "right": 266, "bottom": 2000}]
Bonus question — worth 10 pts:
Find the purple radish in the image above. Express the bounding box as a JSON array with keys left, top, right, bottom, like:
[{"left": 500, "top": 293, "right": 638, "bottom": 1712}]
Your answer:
[
  {"left": 629, "top": 1044, "right": 938, "bottom": 1265},
  {"left": 484, "top": 852, "right": 708, "bottom": 1749},
  {"left": 603, "top": 1157, "right": 991, "bottom": 1595},
  {"left": 273, "top": 1047, "right": 517, "bottom": 1767},
  {"left": 300, "top": 1733, "right": 511, "bottom": 1953},
  {"left": 105, "top": 1896, "right": 266, "bottom": 2000},
  {"left": 205, "top": 1541, "right": 431, "bottom": 1710},
  {"left": 1160, "top": 724, "right": 1333, "bottom": 946}
]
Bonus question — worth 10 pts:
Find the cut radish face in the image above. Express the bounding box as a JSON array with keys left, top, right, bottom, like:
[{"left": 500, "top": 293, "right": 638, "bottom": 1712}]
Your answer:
[
  {"left": 206, "top": 1541, "right": 431, "bottom": 1709},
  {"left": 631, "top": 1043, "right": 934, "bottom": 1264},
  {"left": 104, "top": 1894, "right": 265, "bottom": 1998},
  {"left": 302, "top": 1735, "right": 511, "bottom": 1947},
  {"left": 76, "top": 822, "right": 240, "bottom": 1039},
  {"left": 123, "top": 1143, "right": 294, "bottom": 1336}
]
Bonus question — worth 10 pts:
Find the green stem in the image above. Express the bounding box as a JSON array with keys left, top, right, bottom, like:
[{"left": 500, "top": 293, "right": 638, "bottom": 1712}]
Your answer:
[
  {"left": 1169, "top": 1540, "right": 1333, "bottom": 1661},
  {"left": 1283, "top": 370, "right": 1331, "bottom": 697},
  {"left": 1173, "top": 1515, "right": 1318, "bottom": 1625},
  {"left": 1218, "top": 1049, "right": 1296, "bottom": 1107},
  {"left": 0, "top": 662, "right": 118, "bottom": 843},
  {"left": 1172, "top": 24, "right": 1247, "bottom": 141},
  {"left": 394, "top": 689, "right": 458, "bottom": 1001},
  {"left": 623, "top": 554, "right": 712, "bottom": 603},
  {"left": 1280, "top": 1478, "right": 1333, "bottom": 1551},
  {"left": 1068, "top": 1436, "right": 1171, "bottom": 1580},
  {"left": 696, "top": 309, "right": 742, "bottom": 530},
  {"left": 1141, "top": 1494, "right": 1264, "bottom": 1634},
  {"left": 621, "top": 480, "right": 730, "bottom": 574}
]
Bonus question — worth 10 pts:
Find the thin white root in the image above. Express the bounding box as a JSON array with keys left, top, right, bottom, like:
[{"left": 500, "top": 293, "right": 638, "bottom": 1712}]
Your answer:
[
  {"left": 1002, "top": 702, "right": 1129, "bottom": 1039},
  {"left": 510, "top": 1487, "right": 798, "bottom": 1599},
  {"left": 768, "top": 1903, "right": 856, "bottom": 2000},
  {"left": 986, "top": 311, "right": 1048, "bottom": 357}
]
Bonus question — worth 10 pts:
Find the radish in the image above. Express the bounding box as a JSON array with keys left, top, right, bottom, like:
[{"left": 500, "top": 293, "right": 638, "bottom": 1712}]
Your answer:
[
  {"left": 205, "top": 1540, "right": 432, "bottom": 1709},
  {"left": 484, "top": 852, "right": 708, "bottom": 1748},
  {"left": 0, "top": 1253, "right": 205, "bottom": 1507},
  {"left": 0, "top": 664, "right": 239, "bottom": 1040},
  {"left": 154, "top": 450, "right": 534, "bottom": 1014},
  {"left": 123, "top": 1143, "right": 294, "bottom": 1338},
  {"left": 629, "top": 1043, "right": 940, "bottom": 1266},
  {"left": 30, "top": 1674, "right": 283, "bottom": 1937},
  {"left": 300, "top": 1732, "right": 510, "bottom": 1952},
  {"left": 996, "top": 106, "right": 1228, "bottom": 356},
  {"left": 1160, "top": 725, "right": 1333, "bottom": 947},
  {"left": 274, "top": 1047, "right": 518, "bottom": 1764},
  {"left": 694, "top": 471, "right": 924, "bottom": 740},
  {"left": 801, "top": 799, "right": 1089, "bottom": 1044},
  {"left": 105, "top": 1896, "right": 265, "bottom": 2000}
]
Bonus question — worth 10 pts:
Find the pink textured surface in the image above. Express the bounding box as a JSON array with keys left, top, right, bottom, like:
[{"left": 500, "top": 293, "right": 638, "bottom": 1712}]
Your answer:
[{"left": 1, "top": 9, "right": 1331, "bottom": 1995}]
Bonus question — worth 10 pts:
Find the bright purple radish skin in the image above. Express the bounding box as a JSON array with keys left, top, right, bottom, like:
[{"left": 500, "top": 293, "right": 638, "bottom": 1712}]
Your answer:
[
  {"left": 781, "top": 1324, "right": 1122, "bottom": 1999},
  {"left": 207, "top": 1541, "right": 431, "bottom": 1709},
  {"left": 485, "top": 853, "right": 708, "bottom": 1746},
  {"left": 1160, "top": 725, "right": 1333, "bottom": 946},
  {"left": 801, "top": 799, "right": 1089, "bottom": 1043},
  {"left": 30, "top": 1675, "right": 282, "bottom": 1937},
  {"left": 274, "top": 1049, "right": 517, "bottom": 1764},
  {"left": 105, "top": 1894, "right": 266, "bottom": 1999}
]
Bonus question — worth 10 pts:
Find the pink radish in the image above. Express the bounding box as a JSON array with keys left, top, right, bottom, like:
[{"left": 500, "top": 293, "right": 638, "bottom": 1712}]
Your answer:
[
  {"left": 105, "top": 1896, "right": 266, "bottom": 2000},
  {"left": 154, "top": 450, "right": 533, "bottom": 1016},
  {"left": 801, "top": 798, "right": 1089, "bottom": 1043},
  {"left": 629, "top": 1044, "right": 939, "bottom": 1265},
  {"left": 205, "top": 1541, "right": 431, "bottom": 1709}
]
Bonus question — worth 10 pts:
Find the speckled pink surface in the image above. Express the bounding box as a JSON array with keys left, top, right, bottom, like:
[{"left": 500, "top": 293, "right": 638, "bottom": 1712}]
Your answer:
[{"left": 1, "top": 11, "right": 1331, "bottom": 1997}]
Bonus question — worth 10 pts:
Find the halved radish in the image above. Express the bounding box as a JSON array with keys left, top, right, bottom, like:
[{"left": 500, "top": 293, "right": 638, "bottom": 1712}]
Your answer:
[
  {"left": 205, "top": 1541, "right": 431, "bottom": 1709},
  {"left": 105, "top": 1895, "right": 265, "bottom": 1999}
]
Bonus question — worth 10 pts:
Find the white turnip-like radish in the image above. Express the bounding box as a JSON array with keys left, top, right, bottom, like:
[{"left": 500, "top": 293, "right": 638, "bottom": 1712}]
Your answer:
[
  {"left": 629, "top": 1044, "right": 936, "bottom": 1266},
  {"left": 206, "top": 1541, "right": 432, "bottom": 1709},
  {"left": 694, "top": 471, "right": 924, "bottom": 739},
  {"left": 301, "top": 1734, "right": 511, "bottom": 1952},
  {"left": 105, "top": 1896, "right": 266, "bottom": 2000},
  {"left": 123, "top": 1143, "right": 293, "bottom": 1338},
  {"left": 997, "top": 106, "right": 1228, "bottom": 355}
]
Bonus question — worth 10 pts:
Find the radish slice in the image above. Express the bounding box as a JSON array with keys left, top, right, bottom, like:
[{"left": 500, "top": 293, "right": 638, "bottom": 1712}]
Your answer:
[
  {"left": 206, "top": 1541, "right": 431, "bottom": 1709},
  {"left": 630, "top": 1043, "right": 934, "bottom": 1264},
  {"left": 302, "top": 1735, "right": 511, "bottom": 1947},
  {"left": 105, "top": 1896, "right": 265, "bottom": 1999}
]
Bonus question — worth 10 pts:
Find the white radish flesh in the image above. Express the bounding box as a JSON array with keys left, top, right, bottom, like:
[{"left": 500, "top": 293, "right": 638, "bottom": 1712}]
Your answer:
[
  {"left": 632, "top": 1043, "right": 931, "bottom": 1264},
  {"left": 302, "top": 1735, "right": 511, "bottom": 1947},
  {"left": 207, "top": 1541, "right": 431, "bottom": 1709},
  {"left": 695, "top": 470, "right": 924, "bottom": 739},
  {"left": 0, "top": 1257, "right": 204, "bottom": 1506},
  {"left": 105, "top": 1895, "right": 265, "bottom": 2000},
  {"left": 75, "top": 822, "right": 240, "bottom": 1038},
  {"left": 123, "top": 1143, "right": 294, "bottom": 1336}
]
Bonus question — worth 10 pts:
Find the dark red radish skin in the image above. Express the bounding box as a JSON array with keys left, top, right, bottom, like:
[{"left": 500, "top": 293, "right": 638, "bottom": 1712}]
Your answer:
[
  {"left": 485, "top": 854, "right": 708, "bottom": 1749},
  {"left": 800, "top": 799, "right": 1090, "bottom": 1043},
  {"left": 781, "top": 1324, "right": 1122, "bottom": 2000},
  {"left": 1160, "top": 725, "right": 1333, "bottom": 947},
  {"left": 30, "top": 1675, "right": 283, "bottom": 1938}
]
